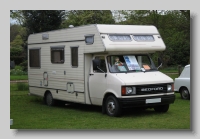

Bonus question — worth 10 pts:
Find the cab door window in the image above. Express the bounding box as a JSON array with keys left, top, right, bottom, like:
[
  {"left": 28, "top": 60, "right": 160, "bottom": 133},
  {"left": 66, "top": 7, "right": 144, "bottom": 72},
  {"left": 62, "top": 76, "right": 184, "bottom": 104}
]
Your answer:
[{"left": 93, "top": 56, "right": 107, "bottom": 73}]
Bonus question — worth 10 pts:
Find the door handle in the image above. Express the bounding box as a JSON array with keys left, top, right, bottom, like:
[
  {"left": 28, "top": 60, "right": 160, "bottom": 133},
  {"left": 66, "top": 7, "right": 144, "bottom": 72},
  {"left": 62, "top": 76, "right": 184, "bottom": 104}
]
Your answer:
[{"left": 89, "top": 74, "right": 94, "bottom": 76}]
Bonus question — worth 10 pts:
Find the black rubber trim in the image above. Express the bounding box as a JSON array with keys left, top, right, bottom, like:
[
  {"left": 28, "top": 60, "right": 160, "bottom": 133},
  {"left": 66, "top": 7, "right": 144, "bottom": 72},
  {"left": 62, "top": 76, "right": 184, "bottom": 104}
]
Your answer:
[{"left": 118, "top": 94, "right": 175, "bottom": 108}]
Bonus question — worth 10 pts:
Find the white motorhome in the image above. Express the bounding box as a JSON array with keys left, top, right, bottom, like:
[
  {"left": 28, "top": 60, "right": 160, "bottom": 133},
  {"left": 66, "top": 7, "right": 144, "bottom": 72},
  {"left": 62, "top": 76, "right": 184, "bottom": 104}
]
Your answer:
[{"left": 28, "top": 24, "right": 175, "bottom": 117}]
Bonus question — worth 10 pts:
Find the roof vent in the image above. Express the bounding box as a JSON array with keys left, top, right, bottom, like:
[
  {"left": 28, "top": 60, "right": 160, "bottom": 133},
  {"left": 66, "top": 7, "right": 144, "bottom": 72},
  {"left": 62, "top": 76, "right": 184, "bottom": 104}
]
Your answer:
[{"left": 69, "top": 25, "right": 74, "bottom": 28}]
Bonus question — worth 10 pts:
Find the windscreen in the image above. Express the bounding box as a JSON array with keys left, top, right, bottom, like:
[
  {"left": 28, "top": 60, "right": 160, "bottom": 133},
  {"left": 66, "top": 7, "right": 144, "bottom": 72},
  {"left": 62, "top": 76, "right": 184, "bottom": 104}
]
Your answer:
[{"left": 107, "top": 55, "right": 157, "bottom": 73}]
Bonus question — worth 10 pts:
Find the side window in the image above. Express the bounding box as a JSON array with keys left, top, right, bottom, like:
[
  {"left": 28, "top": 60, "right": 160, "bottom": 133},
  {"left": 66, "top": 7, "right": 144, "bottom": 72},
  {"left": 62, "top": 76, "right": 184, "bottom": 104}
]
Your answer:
[
  {"left": 29, "top": 48, "right": 41, "bottom": 68},
  {"left": 71, "top": 46, "right": 78, "bottom": 67},
  {"left": 85, "top": 34, "right": 94, "bottom": 45},
  {"left": 51, "top": 46, "right": 65, "bottom": 64},
  {"left": 93, "top": 56, "right": 107, "bottom": 73}
]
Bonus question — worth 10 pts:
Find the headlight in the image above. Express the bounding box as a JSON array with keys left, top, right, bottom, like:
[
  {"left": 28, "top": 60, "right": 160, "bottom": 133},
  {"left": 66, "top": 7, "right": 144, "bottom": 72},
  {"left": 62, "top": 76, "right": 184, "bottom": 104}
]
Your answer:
[
  {"left": 126, "top": 87, "right": 133, "bottom": 94},
  {"left": 122, "top": 86, "right": 137, "bottom": 96},
  {"left": 167, "top": 84, "right": 172, "bottom": 91}
]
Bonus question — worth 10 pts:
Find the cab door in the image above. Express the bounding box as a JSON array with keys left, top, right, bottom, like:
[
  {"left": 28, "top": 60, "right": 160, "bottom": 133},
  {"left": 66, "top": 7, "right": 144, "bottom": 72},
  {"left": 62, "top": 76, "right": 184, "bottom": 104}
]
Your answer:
[{"left": 89, "top": 56, "right": 107, "bottom": 105}]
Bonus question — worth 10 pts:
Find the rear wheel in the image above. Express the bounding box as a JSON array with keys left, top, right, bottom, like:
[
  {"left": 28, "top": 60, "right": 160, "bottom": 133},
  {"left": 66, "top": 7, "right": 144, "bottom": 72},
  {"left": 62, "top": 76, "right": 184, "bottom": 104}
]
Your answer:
[
  {"left": 180, "top": 87, "right": 190, "bottom": 100},
  {"left": 105, "top": 96, "right": 121, "bottom": 117},
  {"left": 154, "top": 104, "right": 169, "bottom": 113},
  {"left": 45, "top": 92, "right": 55, "bottom": 106}
]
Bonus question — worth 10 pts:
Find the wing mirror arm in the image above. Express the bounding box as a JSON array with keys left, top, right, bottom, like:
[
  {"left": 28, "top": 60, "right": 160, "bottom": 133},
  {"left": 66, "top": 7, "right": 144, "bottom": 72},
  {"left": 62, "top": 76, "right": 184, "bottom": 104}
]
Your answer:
[{"left": 157, "top": 58, "right": 162, "bottom": 70}]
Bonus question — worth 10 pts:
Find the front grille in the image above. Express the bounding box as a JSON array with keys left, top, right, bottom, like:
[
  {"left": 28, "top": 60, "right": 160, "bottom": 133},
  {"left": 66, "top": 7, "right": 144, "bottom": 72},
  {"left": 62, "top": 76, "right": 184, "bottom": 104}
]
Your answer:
[{"left": 135, "top": 83, "right": 168, "bottom": 95}]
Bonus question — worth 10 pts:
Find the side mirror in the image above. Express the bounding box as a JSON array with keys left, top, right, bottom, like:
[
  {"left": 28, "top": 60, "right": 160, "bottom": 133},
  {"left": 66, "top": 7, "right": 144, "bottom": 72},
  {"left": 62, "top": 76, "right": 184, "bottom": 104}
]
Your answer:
[
  {"left": 157, "top": 58, "right": 162, "bottom": 69},
  {"left": 158, "top": 58, "right": 162, "bottom": 66},
  {"left": 93, "top": 59, "right": 100, "bottom": 70}
]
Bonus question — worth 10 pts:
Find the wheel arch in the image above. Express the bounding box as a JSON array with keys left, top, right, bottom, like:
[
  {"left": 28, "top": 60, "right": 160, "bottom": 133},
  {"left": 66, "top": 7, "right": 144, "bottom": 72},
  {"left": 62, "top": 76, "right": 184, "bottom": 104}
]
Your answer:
[
  {"left": 44, "top": 90, "right": 51, "bottom": 98},
  {"left": 102, "top": 92, "right": 118, "bottom": 107},
  {"left": 179, "top": 86, "right": 190, "bottom": 94}
]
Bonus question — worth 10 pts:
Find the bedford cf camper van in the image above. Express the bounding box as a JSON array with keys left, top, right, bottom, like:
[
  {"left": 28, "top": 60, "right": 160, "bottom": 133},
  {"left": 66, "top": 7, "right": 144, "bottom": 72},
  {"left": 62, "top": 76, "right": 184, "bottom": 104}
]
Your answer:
[{"left": 28, "top": 24, "right": 175, "bottom": 117}]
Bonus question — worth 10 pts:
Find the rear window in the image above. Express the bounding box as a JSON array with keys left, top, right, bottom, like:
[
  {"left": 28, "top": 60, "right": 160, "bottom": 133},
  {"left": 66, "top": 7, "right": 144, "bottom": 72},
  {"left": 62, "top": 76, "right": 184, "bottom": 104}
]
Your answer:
[
  {"left": 29, "top": 48, "right": 40, "bottom": 68},
  {"left": 180, "top": 67, "right": 190, "bottom": 78}
]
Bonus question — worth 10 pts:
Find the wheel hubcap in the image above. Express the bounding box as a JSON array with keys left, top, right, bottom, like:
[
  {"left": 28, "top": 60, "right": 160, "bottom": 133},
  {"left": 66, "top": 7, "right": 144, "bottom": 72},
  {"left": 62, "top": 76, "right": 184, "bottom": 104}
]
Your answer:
[
  {"left": 182, "top": 89, "right": 189, "bottom": 99},
  {"left": 107, "top": 101, "right": 115, "bottom": 114}
]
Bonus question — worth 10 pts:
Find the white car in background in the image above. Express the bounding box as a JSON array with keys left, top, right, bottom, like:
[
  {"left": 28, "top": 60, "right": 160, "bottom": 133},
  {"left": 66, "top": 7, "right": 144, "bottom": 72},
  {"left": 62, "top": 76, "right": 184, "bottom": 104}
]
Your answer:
[{"left": 174, "top": 64, "right": 190, "bottom": 100}]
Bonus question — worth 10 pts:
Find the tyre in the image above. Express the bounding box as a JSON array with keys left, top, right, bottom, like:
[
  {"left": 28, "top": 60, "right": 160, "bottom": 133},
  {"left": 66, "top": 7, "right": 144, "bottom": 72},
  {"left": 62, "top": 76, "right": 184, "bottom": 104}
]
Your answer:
[
  {"left": 45, "top": 92, "right": 55, "bottom": 106},
  {"left": 154, "top": 104, "right": 169, "bottom": 113},
  {"left": 180, "top": 87, "right": 190, "bottom": 100},
  {"left": 105, "top": 95, "right": 121, "bottom": 117}
]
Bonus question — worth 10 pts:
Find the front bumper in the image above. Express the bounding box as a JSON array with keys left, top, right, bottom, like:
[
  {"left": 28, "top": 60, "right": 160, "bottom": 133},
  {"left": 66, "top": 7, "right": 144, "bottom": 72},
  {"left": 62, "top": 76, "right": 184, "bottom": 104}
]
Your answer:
[{"left": 118, "top": 94, "right": 175, "bottom": 108}]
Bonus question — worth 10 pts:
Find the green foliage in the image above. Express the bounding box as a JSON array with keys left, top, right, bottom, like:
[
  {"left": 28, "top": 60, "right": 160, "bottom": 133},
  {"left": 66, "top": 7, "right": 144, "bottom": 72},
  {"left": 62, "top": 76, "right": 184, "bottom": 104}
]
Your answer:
[
  {"left": 16, "top": 83, "right": 29, "bottom": 91},
  {"left": 10, "top": 47, "right": 23, "bottom": 56},
  {"left": 61, "top": 10, "right": 115, "bottom": 28},
  {"left": 10, "top": 24, "right": 21, "bottom": 42},
  {"left": 10, "top": 35, "right": 24, "bottom": 47},
  {"left": 10, "top": 67, "right": 27, "bottom": 75},
  {"left": 14, "top": 65, "right": 23, "bottom": 70},
  {"left": 10, "top": 10, "right": 24, "bottom": 25},
  {"left": 10, "top": 56, "right": 25, "bottom": 65},
  {"left": 10, "top": 75, "right": 28, "bottom": 81},
  {"left": 19, "top": 60, "right": 28, "bottom": 71},
  {"left": 22, "top": 10, "right": 65, "bottom": 34}
]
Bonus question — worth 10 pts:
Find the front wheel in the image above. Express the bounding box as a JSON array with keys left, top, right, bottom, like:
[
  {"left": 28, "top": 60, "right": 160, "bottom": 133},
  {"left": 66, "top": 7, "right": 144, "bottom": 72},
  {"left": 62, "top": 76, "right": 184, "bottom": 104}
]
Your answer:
[
  {"left": 154, "top": 104, "right": 169, "bottom": 113},
  {"left": 180, "top": 87, "right": 190, "bottom": 100},
  {"left": 105, "top": 96, "right": 121, "bottom": 117}
]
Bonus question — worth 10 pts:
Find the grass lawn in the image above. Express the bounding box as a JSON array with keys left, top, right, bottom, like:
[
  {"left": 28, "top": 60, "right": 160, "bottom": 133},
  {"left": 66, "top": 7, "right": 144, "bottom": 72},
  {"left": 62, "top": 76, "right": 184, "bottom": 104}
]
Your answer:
[
  {"left": 10, "top": 82, "right": 190, "bottom": 130},
  {"left": 159, "top": 66, "right": 180, "bottom": 73},
  {"left": 10, "top": 75, "right": 28, "bottom": 81}
]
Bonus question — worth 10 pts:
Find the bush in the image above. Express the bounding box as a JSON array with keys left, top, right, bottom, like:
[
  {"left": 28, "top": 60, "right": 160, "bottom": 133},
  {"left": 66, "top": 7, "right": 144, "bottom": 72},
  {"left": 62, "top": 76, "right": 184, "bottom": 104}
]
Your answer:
[
  {"left": 16, "top": 83, "right": 29, "bottom": 91},
  {"left": 10, "top": 47, "right": 23, "bottom": 56},
  {"left": 14, "top": 65, "right": 23, "bottom": 70},
  {"left": 19, "top": 60, "right": 28, "bottom": 71},
  {"left": 10, "top": 56, "right": 25, "bottom": 65},
  {"left": 10, "top": 69, "right": 27, "bottom": 75}
]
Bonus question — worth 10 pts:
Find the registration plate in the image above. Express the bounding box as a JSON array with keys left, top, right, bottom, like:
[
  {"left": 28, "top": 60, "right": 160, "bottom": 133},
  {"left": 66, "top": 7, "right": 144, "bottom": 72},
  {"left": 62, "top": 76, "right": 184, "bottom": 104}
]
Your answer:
[{"left": 146, "top": 98, "right": 161, "bottom": 104}]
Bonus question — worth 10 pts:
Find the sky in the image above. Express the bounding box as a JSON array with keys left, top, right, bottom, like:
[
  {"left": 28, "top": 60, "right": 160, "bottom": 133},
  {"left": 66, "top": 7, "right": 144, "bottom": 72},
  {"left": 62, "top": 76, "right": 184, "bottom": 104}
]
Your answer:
[{"left": 10, "top": 18, "right": 17, "bottom": 24}]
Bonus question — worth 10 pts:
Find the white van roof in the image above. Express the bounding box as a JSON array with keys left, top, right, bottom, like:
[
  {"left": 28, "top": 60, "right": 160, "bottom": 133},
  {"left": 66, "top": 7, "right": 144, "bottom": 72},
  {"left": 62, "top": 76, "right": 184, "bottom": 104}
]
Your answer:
[{"left": 96, "top": 24, "right": 159, "bottom": 34}]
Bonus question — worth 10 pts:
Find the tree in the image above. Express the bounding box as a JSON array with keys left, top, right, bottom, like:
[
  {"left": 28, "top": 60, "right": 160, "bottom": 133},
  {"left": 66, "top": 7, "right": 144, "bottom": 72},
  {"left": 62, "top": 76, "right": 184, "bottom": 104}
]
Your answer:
[
  {"left": 22, "top": 10, "right": 65, "bottom": 34},
  {"left": 10, "top": 24, "right": 21, "bottom": 42},
  {"left": 10, "top": 35, "right": 24, "bottom": 47},
  {"left": 10, "top": 10, "right": 24, "bottom": 25},
  {"left": 60, "top": 10, "right": 115, "bottom": 28},
  {"left": 10, "top": 10, "right": 66, "bottom": 67}
]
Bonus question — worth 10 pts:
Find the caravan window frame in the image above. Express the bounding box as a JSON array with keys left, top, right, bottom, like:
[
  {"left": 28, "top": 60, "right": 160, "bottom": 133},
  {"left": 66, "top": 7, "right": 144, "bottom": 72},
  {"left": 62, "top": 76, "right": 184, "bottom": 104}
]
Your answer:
[
  {"left": 50, "top": 45, "right": 65, "bottom": 64},
  {"left": 70, "top": 46, "right": 79, "bottom": 68},
  {"left": 85, "top": 34, "right": 95, "bottom": 45},
  {"left": 108, "top": 34, "right": 132, "bottom": 42},
  {"left": 29, "top": 47, "right": 41, "bottom": 68},
  {"left": 132, "top": 35, "right": 155, "bottom": 42}
]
